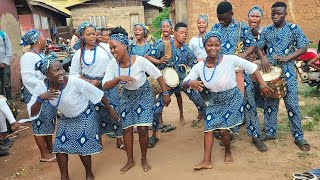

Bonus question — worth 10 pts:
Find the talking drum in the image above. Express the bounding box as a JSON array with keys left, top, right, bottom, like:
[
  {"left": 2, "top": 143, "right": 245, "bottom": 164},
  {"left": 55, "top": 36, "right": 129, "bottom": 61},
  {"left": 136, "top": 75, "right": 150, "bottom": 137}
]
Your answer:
[
  {"left": 148, "top": 67, "right": 179, "bottom": 95},
  {"left": 260, "top": 66, "right": 287, "bottom": 99}
]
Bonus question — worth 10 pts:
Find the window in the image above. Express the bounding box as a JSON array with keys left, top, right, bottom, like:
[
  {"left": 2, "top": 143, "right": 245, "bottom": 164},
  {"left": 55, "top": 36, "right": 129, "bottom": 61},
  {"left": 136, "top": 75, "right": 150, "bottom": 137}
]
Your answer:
[
  {"left": 88, "top": 16, "right": 107, "bottom": 28},
  {"left": 41, "top": 16, "right": 49, "bottom": 30},
  {"left": 33, "top": 14, "right": 41, "bottom": 29}
]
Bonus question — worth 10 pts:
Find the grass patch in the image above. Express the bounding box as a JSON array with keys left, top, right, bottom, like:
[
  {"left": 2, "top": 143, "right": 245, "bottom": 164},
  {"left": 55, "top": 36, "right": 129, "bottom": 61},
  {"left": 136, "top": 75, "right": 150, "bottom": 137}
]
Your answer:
[{"left": 298, "top": 84, "right": 320, "bottom": 98}]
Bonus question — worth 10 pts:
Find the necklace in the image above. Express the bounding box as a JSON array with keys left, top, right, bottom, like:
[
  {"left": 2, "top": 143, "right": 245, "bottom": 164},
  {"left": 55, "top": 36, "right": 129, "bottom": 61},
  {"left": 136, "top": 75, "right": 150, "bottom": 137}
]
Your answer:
[
  {"left": 203, "top": 54, "right": 221, "bottom": 82},
  {"left": 81, "top": 44, "right": 97, "bottom": 66},
  {"left": 118, "top": 55, "right": 131, "bottom": 84},
  {"left": 198, "top": 34, "right": 204, "bottom": 49},
  {"left": 46, "top": 80, "right": 64, "bottom": 107},
  {"left": 31, "top": 48, "right": 45, "bottom": 59}
]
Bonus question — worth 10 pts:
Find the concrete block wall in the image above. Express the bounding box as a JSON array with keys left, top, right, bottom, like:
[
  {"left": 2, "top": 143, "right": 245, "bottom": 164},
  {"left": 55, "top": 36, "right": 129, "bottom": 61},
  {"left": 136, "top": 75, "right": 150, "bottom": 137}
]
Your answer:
[
  {"left": 186, "top": 0, "right": 320, "bottom": 44},
  {"left": 71, "top": 5, "right": 145, "bottom": 37}
]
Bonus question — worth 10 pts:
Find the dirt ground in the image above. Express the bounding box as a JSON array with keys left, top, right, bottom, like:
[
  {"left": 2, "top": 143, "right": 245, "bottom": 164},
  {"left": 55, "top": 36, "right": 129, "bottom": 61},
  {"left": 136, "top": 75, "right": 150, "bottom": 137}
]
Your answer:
[{"left": 1, "top": 89, "right": 320, "bottom": 180}]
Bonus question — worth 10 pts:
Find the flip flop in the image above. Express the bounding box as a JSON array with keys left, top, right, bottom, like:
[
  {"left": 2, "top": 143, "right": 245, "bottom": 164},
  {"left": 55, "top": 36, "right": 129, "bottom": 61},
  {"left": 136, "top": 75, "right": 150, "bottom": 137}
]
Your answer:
[
  {"left": 293, "top": 172, "right": 318, "bottom": 180},
  {"left": 40, "top": 156, "right": 57, "bottom": 162},
  {"left": 12, "top": 126, "right": 29, "bottom": 135},
  {"left": 148, "top": 136, "right": 159, "bottom": 148},
  {"left": 161, "top": 124, "right": 176, "bottom": 133}
]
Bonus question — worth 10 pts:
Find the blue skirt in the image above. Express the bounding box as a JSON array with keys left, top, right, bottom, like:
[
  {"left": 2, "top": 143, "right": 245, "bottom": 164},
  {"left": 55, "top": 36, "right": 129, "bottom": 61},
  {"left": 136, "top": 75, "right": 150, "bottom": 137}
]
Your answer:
[
  {"left": 205, "top": 87, "right": 244, "bottom": 132},
  {"left": 120, "top": 80, "right": 154, "bottom": 129},
  {"left": 82, "top": 74, "right": 123, "bottom": 137},
  {"left": 53, "top": 104, "right": 102, "bottom": 156},
  {"left": 23, "top": 87, "right": 57, "bottom": 135}
]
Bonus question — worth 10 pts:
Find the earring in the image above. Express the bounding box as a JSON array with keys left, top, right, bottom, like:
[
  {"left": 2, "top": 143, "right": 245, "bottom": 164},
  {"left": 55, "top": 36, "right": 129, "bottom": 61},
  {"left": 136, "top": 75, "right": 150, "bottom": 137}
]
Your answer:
[{"left": 38, "top": 41, "right": 41, "bottom": 45}]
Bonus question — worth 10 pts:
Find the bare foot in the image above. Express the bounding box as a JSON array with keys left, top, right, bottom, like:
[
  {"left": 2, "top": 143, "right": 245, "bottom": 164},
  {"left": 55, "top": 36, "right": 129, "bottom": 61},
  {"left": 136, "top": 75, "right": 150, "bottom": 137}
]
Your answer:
[
  {"left": 225, "top": 152, "right": 234, "bottom": 164},
  {"left": 10, "top": 122, "right": 21, "bottom": 132},
  {"left": 141, "top": 158, "right": 152, "bottom": 172},
  {"left": 180, "top": 116, "right": 187, "bottom": 126},
  {"left": 193, "top": 160, "right": 213, "bottom": 170},
  {"left": 120, "top": 161, "right": 136, "bottom": 174}
]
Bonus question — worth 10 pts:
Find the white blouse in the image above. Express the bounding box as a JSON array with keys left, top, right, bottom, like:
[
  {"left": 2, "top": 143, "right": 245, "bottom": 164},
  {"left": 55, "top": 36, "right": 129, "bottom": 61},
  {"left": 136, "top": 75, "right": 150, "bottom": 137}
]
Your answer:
[
  {"left": 0, "top": 97, "right": 15, "bottom": 125},
  {"left": 28, "top": 76, "right": 104, "bottom": 119},
  {"left": 188, "top": 36, "right": 207, "bottom": 60},
  {"left": 184, "top": 55, "right": 257, "bottom": 92},
  {"left": 70, "top": 43, "right": 115, "bottom": 78},
  {"left": 20, "top": 52, "right": 46, "bottom": 94},
  {"left": 102, "top": 56, "right": 162, "bottom": 90}
]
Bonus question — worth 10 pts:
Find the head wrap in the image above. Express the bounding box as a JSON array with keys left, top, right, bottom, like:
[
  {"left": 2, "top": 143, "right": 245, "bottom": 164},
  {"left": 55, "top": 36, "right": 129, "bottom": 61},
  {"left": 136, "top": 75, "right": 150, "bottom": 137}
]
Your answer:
[
  {"left": 160, "top": 19, "right": 173, "bottom": 29},
  {"left": 20, "top": 29, "right": 40, "bottom": 46},
  {"left": 134, "top": 23, "right": 147, "bottom": 35},
  {"left": 77, "top": 22, "right": 95, "bottom": 36},
  {"left": 198, "top": 14, "right": 209, "bottom": 24},
  {"left": 110, "top": 33, "right": 129, "bottom": 46},
  {"left": 202, "top": 31, "right": 222, "bottom": 45},
  {"left": 248, "top": 6, "right": 264, "bottom": 17},
  {"left": 35, "top": 53, "right": 58, "bottom": 75}
]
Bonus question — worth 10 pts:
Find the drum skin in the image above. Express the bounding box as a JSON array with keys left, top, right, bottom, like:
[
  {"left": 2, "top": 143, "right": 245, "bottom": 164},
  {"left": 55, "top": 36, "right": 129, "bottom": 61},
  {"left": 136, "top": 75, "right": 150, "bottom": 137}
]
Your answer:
[{"left": 148, "top": 67, "right": 179, "bottom": 95}]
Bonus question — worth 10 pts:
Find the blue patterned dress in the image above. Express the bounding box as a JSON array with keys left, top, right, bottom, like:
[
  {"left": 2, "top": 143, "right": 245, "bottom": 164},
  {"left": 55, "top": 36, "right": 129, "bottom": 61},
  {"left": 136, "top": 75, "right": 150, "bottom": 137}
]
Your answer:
[
  {"left": 23, "top": 87, "right": 57, "bottom": 135},
  {"left": 81, "top": 74, "right": 123, "bottom": 137},
  {"left": 257, "top": 22, "right": 309, "bottom": 141},
  {"left": 149, "top": 40, "right": 207, "bottom": 130},
  {"left": 211, "top": 19, "right": 262, "bottom": 138},
  {"left": 130, "top": 41, "right": 153, "bottom": 56},
  {"left": 120, "top": 81, "right": 154, "bottom": 128}
]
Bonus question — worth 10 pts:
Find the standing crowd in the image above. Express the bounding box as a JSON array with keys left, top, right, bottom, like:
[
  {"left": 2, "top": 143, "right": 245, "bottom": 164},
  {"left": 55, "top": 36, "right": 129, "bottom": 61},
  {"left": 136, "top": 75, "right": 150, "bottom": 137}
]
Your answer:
[{"left": 0, "top": 1, "right": 315, "bottom": 179}]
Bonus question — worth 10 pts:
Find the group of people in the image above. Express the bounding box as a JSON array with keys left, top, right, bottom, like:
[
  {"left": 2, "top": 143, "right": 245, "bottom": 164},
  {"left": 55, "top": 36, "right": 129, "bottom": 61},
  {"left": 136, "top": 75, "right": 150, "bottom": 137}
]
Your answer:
[{"left": 0, "top": 0, "right": 314, "bottom": 179}]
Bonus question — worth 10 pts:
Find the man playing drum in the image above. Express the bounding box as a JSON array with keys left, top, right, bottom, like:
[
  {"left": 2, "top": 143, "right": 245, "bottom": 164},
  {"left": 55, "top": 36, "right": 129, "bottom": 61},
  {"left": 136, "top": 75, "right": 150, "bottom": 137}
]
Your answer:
[
  {"left": 147, "top": 22, "right": 207, "bottom": 148},
  {"left": 211, "top": 1, "right": 267, "bottom": 151},
  {"left": 256, "top": 2, "right": 310, "bottom": 151}
]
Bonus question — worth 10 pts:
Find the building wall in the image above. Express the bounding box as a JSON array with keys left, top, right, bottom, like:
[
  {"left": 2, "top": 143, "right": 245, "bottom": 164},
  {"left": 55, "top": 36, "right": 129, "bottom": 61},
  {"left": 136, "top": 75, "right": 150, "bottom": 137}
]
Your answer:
[
  {"left": 0, "top": 0, "right": 23, "bottom": 96},
  {"left": 144, "top": 6, "right": 160, "bottom": 32},
  {"left": 71, "top": 5, "right": 145, "bottom": 37},
  {"left": 179, "top": 0, "right": 320, "bottom": 44}
]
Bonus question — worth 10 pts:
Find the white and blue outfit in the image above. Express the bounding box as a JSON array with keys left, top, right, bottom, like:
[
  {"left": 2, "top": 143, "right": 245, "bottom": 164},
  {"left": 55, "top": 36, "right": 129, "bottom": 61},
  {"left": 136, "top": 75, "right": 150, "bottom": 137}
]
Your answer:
[
  {"left": 70, "top": 42, "right": 122, "bottom": 137},
  {"left": 28, "top": 76, "right": 103, "bottom": 156},
  {"left": 211, "top": 20, "right": 261, "bottom": 138},
  {"left": 130, "top": 41, "right": 153, "bottom": 57},
  {"left": 184, "top": 55, "right": 257, "bottom": 132},
  {"left": 20, "top": 52, "right": 57, "bottom": 135},
  {"left": 257, "top": 22, "right": 309, "bottom": 141},
  {"left": 149, "top": 40, "right": 207, "bottom": 130},
  {"left": 102, "top": 56, "right": 162, "bottom": 129}
]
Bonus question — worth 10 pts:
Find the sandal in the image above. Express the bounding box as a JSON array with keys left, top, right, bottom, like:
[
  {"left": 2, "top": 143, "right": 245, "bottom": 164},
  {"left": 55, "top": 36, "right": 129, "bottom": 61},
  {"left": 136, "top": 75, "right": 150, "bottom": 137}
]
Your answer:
[
  {"left": 294, "top": 139, "right": 310, "bottom": 152},
  {"left": 251, "top": 139, "right": 268, "bottom": 152},
  {"left": 260, "top": 135, "right": 276, "bottom": 142},
  {"left": 148, "top": 136, "right": 159, "bottom": 148},
  {"left": 106, "top": 133, "right": 116, "bottom": 138},
  {"left": 161, "top": 124, "right": 176, "bottom": 133},
  {"left": 293, "top": 172, "right": 318, "bottom": 180},
  {"left": 191, "top": 117, "right": 202, "bottom": 128}
]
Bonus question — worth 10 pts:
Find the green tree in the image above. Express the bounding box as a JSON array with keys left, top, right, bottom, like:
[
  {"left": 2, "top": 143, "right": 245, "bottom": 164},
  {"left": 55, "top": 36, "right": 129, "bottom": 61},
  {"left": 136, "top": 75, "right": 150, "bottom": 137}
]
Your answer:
[{"left": 152, "top": 7, "right": 170, "bottom": 39}]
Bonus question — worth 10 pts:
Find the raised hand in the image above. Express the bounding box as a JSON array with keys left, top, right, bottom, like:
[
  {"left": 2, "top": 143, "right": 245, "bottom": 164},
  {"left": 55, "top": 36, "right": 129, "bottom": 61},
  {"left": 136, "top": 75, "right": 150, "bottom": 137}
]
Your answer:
[{"left": 39, "top": 90, "right": 61, "bottom": 101}]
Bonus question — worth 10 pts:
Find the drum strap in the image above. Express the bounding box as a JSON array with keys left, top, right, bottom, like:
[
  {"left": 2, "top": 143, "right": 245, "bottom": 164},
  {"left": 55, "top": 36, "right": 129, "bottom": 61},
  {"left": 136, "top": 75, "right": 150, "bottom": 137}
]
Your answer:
[{"left": 235, "top": 22, "right": 243, "bottom": 55}]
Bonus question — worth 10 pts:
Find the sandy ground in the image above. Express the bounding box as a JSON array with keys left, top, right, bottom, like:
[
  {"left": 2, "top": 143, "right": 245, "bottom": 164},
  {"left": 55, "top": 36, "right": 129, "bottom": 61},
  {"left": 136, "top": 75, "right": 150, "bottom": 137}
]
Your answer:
[{"left": 1, "top": 92, "right": 319, "bottom": 180}]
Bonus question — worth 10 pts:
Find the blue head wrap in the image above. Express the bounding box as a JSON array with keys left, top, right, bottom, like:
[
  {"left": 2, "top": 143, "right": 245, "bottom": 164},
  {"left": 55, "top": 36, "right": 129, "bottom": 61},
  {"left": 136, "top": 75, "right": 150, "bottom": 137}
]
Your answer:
[
  {"left": 198, "top": 14, "right": 209, "bottom": 24},
  {"left": 134, "top": 23, "right": 147, "bottom": 35},
  {"left": 202, "top": 31, "right": 222, "bottom": 45},
  {"left": 35, "top": 53, "right": 58, "bottom": 75},
  {"left": 160, "top": 19, "right": 173, "bottom": 29},
  {"left": 20, "top": 29, "right": 41, "bottom": 46},
  {"left": 77, "top": 22, "right": 95, "bottom": 36},
  {"left": 110, "top": 33, "right": 129, "bottom": 46},
  {"left": 248, "top": 6, "right": 264, "bottom": 17}
]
